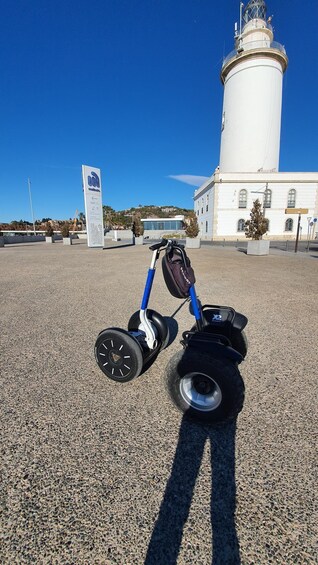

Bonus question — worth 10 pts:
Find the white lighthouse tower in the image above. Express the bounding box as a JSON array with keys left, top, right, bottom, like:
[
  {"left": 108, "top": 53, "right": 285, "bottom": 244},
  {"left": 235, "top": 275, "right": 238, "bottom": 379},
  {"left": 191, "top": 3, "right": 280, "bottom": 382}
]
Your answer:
[
  {"left": 193, "top": 0, "right": 318, "bottom": 242},
  {"left": 219, "top": 0, "right": 288, "bottom": 173}
]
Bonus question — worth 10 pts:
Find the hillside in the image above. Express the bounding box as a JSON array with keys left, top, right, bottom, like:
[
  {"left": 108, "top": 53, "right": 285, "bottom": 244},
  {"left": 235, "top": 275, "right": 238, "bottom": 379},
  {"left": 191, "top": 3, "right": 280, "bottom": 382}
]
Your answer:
[{"left": 103, "top": 204, "right": 192, "bottom": 229}]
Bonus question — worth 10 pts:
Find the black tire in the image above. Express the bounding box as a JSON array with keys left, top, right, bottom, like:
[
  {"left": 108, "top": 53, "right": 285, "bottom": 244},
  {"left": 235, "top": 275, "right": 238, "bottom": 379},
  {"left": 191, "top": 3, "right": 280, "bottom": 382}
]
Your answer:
[
  {"left": 128, "top": 310, "right": 170, "bottom": 351},
  {"left": 95, "top": 328, "right": 143, "bottom": 382},
  {"left": 165, "top": 349, "right": 245, "bottom": 424}
]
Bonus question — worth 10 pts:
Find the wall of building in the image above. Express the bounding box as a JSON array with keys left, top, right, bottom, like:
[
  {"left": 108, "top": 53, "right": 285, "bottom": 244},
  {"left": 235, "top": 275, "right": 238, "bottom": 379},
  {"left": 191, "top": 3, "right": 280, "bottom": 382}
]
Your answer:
[
  {"left": 215, "top": 181, "right": 318, "bottom": 239},
  {"left": 194, "top": 182, "right": 214, "bottom": 239},
  {"left": 194, "top": 173, "right": 318, "bottom": 240}
]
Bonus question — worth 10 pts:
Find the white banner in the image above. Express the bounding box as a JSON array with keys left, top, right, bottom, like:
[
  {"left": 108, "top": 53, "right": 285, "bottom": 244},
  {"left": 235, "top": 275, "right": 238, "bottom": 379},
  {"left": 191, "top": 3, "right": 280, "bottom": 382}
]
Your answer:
[{"left": 82, "top": 165, "right": 104, "bottom": 248}]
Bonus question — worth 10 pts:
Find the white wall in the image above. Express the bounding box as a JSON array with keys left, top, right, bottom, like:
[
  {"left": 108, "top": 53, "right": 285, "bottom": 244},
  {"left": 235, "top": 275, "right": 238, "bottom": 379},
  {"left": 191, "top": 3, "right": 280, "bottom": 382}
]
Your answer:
[
  {"left": 216, "top": 181, "right": 318, "bottom": 238},
  {"left": 195, "top": 185, "right": 214, "bottom": 239},
  {"left": 219, "top": 58, "right": 283, "bottom": 172}
]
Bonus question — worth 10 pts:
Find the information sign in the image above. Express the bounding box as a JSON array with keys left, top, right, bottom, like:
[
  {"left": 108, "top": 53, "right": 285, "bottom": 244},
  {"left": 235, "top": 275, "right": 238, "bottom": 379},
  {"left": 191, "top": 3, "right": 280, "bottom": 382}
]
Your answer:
[
  {"left": 285, "top": 208, "right": 309, "bottom": 214},
  {"left": 82, "top": 165, "right": 104, "bottom": 248}
]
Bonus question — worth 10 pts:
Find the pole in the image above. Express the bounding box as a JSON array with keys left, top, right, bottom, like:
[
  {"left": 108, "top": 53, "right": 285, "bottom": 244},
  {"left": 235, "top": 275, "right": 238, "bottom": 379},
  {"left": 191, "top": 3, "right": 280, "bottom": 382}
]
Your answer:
[
  {"left": 239, "top": 3, "right": 244, "bottom": 46},
  {"left": 306, "top": 219, "right": 311, "bottom": 252},
  {"left": 294, "top": 213, "right": 301, "bottom": 253},
  {"left": 263, "top": 183, "right": 268, "bottom": 218},
  {"left": 27, "top": 178, "right": 36, "bottom": 235}
]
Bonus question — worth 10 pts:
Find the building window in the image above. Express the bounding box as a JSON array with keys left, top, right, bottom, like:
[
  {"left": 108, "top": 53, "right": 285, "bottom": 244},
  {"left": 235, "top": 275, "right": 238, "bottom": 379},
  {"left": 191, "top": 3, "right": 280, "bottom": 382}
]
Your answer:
[
  {"left": 285, "top": 218, "right": 293, "bottom": 231},
  {"left": 206, "top": 193, "right": 209, "bottom": 212},
  {"left": 143, "top": 220, "right": 184, "bottom": 230},
  {"left": 201, "top": 208, "right": 203, "bottom": 214},
  {"left": 238, "top": 189, "right": 247, "bottom": 208},
  {"left": 287, "top": 189, "right": 296, "bottom": 208},
  {"left": 237, "top": 219, "right": 246, "bottom": 232},
  {"left": 264, "top": 188, "right": 272, "bottom": 208},
  {"left": 206, "top": 221, "right": 208, "bottom": 233}
]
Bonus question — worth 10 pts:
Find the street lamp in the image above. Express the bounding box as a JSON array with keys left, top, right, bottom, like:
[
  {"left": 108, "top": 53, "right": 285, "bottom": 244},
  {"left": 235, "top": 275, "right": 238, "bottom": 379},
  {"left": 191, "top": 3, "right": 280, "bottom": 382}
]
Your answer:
[{"left": 251, "top": 183, "right": 268, "bottom": 217}]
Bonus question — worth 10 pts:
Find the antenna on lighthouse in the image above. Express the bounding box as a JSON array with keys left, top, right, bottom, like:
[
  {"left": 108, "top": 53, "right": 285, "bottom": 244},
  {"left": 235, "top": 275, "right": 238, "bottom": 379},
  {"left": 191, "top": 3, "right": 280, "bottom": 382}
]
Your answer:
[{"left": 239, "top": 2, "right": 244, "bottom": 42}]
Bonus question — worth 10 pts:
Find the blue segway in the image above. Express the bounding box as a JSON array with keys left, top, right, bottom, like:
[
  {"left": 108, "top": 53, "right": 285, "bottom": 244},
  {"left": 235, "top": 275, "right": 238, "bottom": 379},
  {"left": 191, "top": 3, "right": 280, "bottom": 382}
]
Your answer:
[{"left": 95, "top": 239, "right": 248, "bottom": 424}]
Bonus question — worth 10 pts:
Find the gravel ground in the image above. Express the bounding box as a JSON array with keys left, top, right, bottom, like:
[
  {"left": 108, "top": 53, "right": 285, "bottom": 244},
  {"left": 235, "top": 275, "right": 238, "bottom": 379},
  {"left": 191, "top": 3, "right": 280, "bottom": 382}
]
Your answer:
[{"left": 0, "top": 240, "right": 317, "bottom": 564}]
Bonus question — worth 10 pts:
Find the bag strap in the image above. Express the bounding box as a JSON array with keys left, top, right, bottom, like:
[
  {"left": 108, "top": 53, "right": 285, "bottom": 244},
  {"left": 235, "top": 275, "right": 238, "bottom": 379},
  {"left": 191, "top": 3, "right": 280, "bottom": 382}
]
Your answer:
[{"left": 167, "top": 242, "right": 188, "bottom": 266}]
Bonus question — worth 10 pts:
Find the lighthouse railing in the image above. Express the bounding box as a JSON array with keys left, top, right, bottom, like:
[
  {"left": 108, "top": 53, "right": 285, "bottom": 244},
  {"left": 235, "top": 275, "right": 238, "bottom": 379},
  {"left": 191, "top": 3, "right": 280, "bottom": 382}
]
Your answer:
[{"left": 222, "top": 40, "right": 286, "bottom": 67}]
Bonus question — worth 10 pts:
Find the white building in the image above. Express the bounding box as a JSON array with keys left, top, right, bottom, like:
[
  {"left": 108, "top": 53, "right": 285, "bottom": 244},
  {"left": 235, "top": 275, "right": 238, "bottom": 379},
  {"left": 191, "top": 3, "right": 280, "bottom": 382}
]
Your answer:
[
  {"left": 194, "top": 0, "right": 318, "bottom": 240},
  {"left": 141, "top": 215, "right": 185, "bottom": 239}
]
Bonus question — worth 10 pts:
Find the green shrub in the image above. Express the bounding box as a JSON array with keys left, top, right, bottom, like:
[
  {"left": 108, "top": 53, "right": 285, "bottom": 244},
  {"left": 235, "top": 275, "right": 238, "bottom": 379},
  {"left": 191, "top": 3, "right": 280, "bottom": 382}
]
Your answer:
[{"left": 161, "top": 233, "right": 183, "bottom": 239}]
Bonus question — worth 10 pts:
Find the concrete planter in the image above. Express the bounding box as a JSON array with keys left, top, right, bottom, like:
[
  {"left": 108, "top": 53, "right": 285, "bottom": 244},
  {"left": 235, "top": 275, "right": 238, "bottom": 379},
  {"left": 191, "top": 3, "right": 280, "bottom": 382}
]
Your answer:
[
  {"left": 186, "top": 237, "right": 201, "bottom": 249},
  {"left": 45, "top": 236, "right": 54, "bottom": 243},
  {"left": 0, "top": 236, "right": 4, "bottom": 248},
  {"left": 247, "top": 240, "right": 270, "bottom": 255},
  {"left": 63, "top": 237, "right": 72, "bottom": 245},
  {"left": 134, "top": 236, "right": 144, "bottom": 245}
]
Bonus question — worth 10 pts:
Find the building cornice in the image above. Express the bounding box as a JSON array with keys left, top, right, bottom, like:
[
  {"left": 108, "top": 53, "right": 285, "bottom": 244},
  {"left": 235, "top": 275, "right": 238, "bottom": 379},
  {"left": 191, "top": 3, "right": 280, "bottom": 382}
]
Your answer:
[{"left": 218, "top": 172, "right": 318, "bottom": 183}]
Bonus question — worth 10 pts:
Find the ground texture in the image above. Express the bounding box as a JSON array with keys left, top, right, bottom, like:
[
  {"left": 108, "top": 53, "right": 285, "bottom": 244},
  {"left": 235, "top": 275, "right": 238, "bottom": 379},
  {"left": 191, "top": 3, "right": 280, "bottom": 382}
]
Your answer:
[{"left": 1, "top": 240, "right": 317, "bottom": 564}]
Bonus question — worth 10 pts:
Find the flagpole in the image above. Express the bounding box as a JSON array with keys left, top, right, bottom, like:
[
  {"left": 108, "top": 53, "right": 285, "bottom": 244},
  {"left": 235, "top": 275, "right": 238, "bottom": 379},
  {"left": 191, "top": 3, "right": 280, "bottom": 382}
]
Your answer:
[{"left": 27, "top": 178, "right": 36, "bottom": 235}]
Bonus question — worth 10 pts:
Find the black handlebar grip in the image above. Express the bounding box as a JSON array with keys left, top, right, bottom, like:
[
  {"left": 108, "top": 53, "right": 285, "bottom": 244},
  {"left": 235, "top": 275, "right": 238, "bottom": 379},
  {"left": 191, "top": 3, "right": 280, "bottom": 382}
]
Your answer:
[{"left": 149, "top": 238, "right": 168, "bottom": 251}]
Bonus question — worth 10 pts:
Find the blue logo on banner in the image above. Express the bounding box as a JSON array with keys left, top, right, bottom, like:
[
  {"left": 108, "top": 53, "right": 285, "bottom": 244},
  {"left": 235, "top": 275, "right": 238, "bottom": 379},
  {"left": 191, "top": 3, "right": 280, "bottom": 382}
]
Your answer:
[{"left": 88, "top": 172, "right": 100, "bottom": 192}]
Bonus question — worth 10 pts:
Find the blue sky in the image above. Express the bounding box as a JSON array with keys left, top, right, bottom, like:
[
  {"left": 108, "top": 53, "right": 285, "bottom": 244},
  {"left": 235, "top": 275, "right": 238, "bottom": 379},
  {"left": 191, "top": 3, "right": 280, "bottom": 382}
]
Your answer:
[{"left": 1, "top": 0, "right": 317, "bottom": 222}]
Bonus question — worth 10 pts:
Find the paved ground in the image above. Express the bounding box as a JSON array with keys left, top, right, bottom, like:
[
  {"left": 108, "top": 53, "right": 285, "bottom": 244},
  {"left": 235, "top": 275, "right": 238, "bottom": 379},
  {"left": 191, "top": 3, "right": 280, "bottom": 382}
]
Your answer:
[{"left": 1, "top": 240, "right": 317, "bottom": 564}]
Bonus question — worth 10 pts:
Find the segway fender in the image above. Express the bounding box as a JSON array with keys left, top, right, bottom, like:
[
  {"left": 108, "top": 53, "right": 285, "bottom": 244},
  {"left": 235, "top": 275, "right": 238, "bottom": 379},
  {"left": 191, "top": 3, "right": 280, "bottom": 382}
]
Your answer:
[{"left": 185, "top": 332, "right": 244, "bottom": 364}]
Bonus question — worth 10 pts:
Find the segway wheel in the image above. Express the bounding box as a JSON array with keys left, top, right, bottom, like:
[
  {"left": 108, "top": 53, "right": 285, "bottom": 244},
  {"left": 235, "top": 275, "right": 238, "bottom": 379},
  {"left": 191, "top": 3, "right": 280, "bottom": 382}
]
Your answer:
[
  {"left": 95, "top": 328, "right": 143, "bottom": 382},
  {"left": 165, "top": 349, "right": 245, "bottom": 425},
  {"left": 128, "top": 310, "right": 170, "bottom": 351}
]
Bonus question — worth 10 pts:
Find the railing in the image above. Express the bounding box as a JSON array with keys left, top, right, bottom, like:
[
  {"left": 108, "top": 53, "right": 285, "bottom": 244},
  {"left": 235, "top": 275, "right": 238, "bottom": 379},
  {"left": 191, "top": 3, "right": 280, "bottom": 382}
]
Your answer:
[{"left": 222, "top": 40, "right": 286, "bottom": 67}]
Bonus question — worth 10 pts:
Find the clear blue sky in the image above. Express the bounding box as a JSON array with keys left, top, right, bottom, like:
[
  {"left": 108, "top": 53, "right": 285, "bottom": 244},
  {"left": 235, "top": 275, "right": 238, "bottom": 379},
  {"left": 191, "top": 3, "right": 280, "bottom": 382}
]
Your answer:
[{"left": 1, "top": 0, "right": 317, "bottom": 223}]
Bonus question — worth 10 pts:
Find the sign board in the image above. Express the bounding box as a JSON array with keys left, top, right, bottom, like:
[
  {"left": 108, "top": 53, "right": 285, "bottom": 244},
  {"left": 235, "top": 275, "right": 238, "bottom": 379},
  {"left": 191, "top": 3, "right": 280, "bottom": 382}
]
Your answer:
[
  {"left": 82, "top": 165, "right": 104, "bottom": 248},
  {"left": 285, "top": 208, "right": 309, "bottom": 214}
]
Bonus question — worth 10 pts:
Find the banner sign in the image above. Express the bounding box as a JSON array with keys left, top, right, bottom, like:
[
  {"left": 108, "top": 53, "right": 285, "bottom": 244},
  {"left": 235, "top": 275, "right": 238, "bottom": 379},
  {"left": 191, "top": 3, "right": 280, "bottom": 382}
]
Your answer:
[{"left": 82, "top": 165, "right": 104, "bottom": 248}]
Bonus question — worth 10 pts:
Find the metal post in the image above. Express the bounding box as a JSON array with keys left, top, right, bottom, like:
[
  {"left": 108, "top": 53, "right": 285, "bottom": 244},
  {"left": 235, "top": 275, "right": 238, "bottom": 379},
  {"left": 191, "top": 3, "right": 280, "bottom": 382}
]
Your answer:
[
  {"left": 239, "top": 2, "right": 244, "bottom": 40},
  {"left": 27, "top": 178, "right": 36, "bottom": 235},
  {"left": 294, "top": 213, "right": 301, "bottom": 253},
  {"left": 306, "top": 217, "right": 312, "bottom": 251}
]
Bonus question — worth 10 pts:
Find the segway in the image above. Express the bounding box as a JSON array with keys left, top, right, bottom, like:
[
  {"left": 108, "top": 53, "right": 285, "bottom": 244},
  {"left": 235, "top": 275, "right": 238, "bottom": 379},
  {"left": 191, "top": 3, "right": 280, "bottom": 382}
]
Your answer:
[{"left": 95, "top": 239, "right": 248, "bottom": 424}]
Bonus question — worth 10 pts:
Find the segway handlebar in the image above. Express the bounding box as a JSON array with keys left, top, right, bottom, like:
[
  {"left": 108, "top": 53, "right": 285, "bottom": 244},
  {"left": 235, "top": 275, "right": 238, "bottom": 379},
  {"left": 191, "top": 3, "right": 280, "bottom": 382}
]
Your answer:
[{"left": 149, "top": 239, "right": 168, "bottom": 251}]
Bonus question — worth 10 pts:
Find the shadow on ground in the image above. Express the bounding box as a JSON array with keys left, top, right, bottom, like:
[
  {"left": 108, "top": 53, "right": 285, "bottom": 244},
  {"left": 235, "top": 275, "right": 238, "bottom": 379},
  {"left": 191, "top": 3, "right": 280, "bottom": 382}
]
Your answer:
[
  {"left": 145, "top": 417, "right": 240, "bottom": 565},
  {"left": 103, "top": 242, "right": 135, "bottom": 250}
]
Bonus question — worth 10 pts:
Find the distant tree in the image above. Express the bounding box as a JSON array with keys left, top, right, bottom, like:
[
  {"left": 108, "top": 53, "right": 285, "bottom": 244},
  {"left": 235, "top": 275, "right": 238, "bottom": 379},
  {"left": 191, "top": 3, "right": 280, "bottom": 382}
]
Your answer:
[
  {"left": 245, "top": 199, "right": 268, "bottom": 240},
  {"left": 44, "top": 222, "right": 54, "bottom": 237},
  {"left": 184, "top": 212, "right": 199, "bottom": 238},
  {"left": 132, "top": 213, "right": 144, "bottom": 237},
  {"left": 103, "top": 205, "right": 115, "bottom": 229},
  {"left": 60, "top": 221, "right": 70, "bottom": 238}
]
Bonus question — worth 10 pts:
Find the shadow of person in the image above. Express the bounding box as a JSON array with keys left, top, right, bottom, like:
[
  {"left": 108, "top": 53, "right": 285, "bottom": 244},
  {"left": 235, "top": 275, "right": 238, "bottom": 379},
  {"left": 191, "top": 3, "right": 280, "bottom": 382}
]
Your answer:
[{"left": 144, "top": 416, "right": 240, "bottom": 565}]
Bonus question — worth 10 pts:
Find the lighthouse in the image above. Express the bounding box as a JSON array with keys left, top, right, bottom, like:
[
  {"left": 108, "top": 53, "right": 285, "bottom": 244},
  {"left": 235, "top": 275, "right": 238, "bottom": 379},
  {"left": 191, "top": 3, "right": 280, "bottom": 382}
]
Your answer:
[
  {"left": 219, "top": 0, "right": 288, "bottom": 173},
  {"left": 193, "top": 0, "right": 318, "bottom": 242}
]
